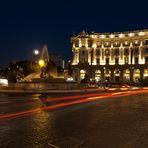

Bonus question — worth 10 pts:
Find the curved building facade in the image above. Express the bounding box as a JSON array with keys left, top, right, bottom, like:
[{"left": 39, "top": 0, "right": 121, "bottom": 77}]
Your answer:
[{"left": 71, "top": 30, "right": 148, "bottom": 83}]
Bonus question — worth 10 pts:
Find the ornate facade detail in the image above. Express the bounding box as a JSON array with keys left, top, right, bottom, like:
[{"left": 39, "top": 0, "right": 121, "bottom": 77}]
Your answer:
[{"left": 71, "top": 30, "right": 148, "bottom": 83}]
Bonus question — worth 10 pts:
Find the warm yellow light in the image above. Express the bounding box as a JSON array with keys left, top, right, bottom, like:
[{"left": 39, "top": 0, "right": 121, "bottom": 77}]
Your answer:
[
  {"left": 100, "top": 34, "right": 105, "bottom": 38},
  {"left": 105, "top": 74, "right": 110, "bottom": 77},
  {"left": 38, "top": 60, "right": 45, "bottom": 67},
  {"left": 119, "top": 34, "right": 124, "bottom": 38},
  {"left": 92, "top": 43, "right": 97, "bottom": 48},
  {"left": 129, "top": 33, "right": 133, "bottom": 37},
  {"left": 134, "top": 74, "right": 140, "bottom": 77},
  {"left": 124, "top": 74, "right": 130, "bottom": 77},
  {"left": 92, "top": 35, "right": 97, "bottom": 38},
  {"left": 110, "top": 34, "right": 114, "bottom": 38},
  {"left": 72, "top": 62, "right": 77, "bottom": 65},
  {"left": 139, "top": 32, "right": 145, "bottom": 36},
  {"left": 144, "top": 74, "right": 148, "bottom": 77}
]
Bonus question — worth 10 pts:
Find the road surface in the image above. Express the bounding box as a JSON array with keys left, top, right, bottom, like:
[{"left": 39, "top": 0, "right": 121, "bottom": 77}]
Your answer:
[{"left": 0, "top": 89, "right": 148, "bottom": 148}]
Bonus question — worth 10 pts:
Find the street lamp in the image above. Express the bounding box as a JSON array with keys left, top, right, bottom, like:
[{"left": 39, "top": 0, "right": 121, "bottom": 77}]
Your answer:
[
  {"left": 34, "top": 50, "right": 39, "bottom": 55},
  {"left": 38, "top": 59, "right": 45, "bottom": 68},
  {"left": 38, "top": 59, "right": 46, "bottom": 79},
  {"left": 31, "top": 49, "right": 40, "bottom": 71}
]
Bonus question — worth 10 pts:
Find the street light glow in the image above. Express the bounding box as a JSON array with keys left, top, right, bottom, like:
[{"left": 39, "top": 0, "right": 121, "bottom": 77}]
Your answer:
[
  {"left": 34, "top": 50, "right": 39, "bottom": 55},
  {"left": 38, "top": 60, "right": 45, "bottom": 67}
]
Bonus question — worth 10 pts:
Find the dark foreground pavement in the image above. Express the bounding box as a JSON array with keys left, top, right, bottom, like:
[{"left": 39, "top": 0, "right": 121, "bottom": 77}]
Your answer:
[{"left": 0, "top": 91, "right": 148, "bottom": 148}]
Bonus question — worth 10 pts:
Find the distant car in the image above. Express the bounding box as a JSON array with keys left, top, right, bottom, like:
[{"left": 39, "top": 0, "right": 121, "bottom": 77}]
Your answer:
[{"left": 66, "top": 77, "right": 75, "bottom": 82}]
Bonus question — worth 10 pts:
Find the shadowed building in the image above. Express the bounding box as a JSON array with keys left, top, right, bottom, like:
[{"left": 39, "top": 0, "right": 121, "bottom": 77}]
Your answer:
[{"left": 71, "top": 30, "right": 148, "bottom": 83}]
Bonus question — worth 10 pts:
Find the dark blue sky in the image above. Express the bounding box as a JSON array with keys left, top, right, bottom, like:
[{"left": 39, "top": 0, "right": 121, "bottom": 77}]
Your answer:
[{"left": 0, "top": 0, "right": 148, "bottom": 68}]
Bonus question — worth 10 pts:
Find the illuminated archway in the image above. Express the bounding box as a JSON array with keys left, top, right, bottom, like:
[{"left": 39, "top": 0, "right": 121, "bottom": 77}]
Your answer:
[
  {"left": 80, "top": 69, "right": 86, "bottom": 80},
  {"left": 144, "top": 69, "right": 148, "bottom": 78},
  {"left": 133, "top": 69, "right": 140, "bottom": 82},
  {"left": 104, "top": 69, "right": 111, "bottom": 82},
  {"left": 124, "top": 69, "right": 130, "bottom": 82},
  {"left": 95, "top": 70, "right": 101, "bottom": 82},
  {"left": 114, "top": 69, "right": 120, "bottom": 82}
]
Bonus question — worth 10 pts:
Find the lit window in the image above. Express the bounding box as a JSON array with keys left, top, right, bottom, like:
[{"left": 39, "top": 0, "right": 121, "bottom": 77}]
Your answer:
[
  {"left": 144, "top": 69, "right": 148, "bottom": 77},
  {"left": 105, "top": 49, "right": 110, "bottom": 56},
  {"left": 139, "top": 32, "right": 145, "bottom": 36},
  {"left": 119, "top": 34, "right": 124, "bottom": 38},
  {"left": 125, "top": 57, "right": 129, "bottom": 64},
  {"left": 129, "top": 33, "right": 134, "bottom": 37},
  {"left": 95, "top": 70, "right": 101, "bottom": 81},
  {"left": 100, "top": 34, "right": 105, "bottom": 38},
  {"left": 80, "top": 70, "right": 86, "bottom": 79},
  {"left": 133, "top": 69, "right": 140, "bottom": 82},
  {"left": 113, "top": 42, "right": 120, "bottom": 47},
  {"left": 110, "top": 34, "right": 114, "bottom": 38},
  {"left": 124, "top": 69, "right": 130, "bottom": 81}
]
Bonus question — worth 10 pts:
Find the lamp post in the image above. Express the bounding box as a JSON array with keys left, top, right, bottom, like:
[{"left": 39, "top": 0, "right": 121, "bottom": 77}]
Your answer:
[
  {"left": 34, "top": 50, "right": 39, "bottom": 55},
  {"left": 38, "top": 59, "right": 45, "bottom": 68},
  {"left": 31, "top": 49, "right": 39, "bottom": 71},
  {"left": 38, "top": 59, "right": 46, "bottom": 78}
]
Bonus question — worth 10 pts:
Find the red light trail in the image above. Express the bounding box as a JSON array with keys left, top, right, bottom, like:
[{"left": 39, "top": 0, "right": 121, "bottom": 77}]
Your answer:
[{"left": 0, "top": 89, "right": 148, "bottom": 122}]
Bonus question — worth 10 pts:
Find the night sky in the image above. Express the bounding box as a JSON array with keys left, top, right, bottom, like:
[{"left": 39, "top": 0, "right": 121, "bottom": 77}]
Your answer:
[{"left": 0, "top": 0, "right": 148, "bottom": 68}]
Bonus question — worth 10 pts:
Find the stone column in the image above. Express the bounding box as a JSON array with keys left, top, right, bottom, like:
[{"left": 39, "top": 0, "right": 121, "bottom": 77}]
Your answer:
[
  {"left": 100, "top": 48, "right": 104, "bottom": 65},
  {"left": 88, "top": 48, "right": 91, "bottom": 65},
  {"left": 119, "top": 46, "right": 122, "bottom": 64},
  {"left": 93, "top": 48, "right": 96, "bottom": 65}
]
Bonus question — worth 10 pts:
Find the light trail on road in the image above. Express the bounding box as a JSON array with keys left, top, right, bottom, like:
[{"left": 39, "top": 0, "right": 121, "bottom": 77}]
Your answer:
[
  {"left": 0, "top": 92, "right": 111, "bottom": 107},
  {"left": 0, "top": 89, "right": 148, "bottom": 122}
]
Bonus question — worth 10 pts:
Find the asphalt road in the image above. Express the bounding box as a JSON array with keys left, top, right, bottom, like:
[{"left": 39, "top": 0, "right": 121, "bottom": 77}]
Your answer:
[{"left": 0, "top": 90, "right": 148, "bottom": 148}]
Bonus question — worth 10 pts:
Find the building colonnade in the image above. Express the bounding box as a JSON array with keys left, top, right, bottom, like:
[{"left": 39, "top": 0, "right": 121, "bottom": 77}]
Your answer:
[
  {"left": 74, "top": 66, "right": 148, "bottom": 83},
  {"left": 71, "top": 30, "right": 148, "bottom": 83}
]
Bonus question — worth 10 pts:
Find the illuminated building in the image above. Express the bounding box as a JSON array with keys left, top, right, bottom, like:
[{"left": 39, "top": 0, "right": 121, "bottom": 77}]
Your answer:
[{"left": 71, "top": 30, "right": 148, "bottom": 83}]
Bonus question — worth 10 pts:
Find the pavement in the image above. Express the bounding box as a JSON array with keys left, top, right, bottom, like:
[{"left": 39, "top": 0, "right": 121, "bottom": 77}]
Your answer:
[{"left": 0, "top": 88, "right": 148, "bottom": 147}]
